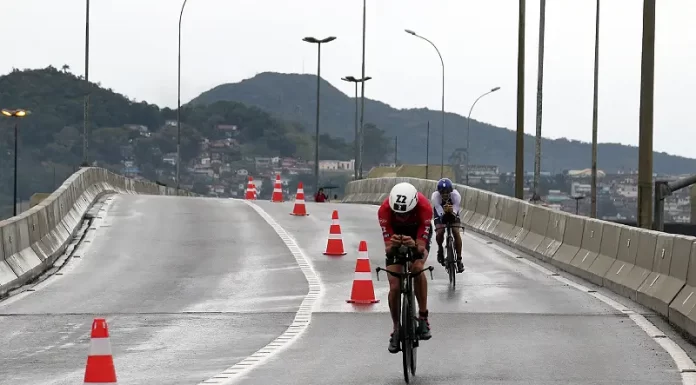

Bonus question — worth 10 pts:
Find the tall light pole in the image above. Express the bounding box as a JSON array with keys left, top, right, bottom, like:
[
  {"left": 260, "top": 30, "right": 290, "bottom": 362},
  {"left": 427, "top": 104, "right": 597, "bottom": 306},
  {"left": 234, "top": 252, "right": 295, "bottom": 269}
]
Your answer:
[
  {"left": 303, "top": 36, "right": 337, "bottom": 192},
  {"left": 590, "top": 0, "right": 601, "bottom": 218},
  {"left": 176, "top": 0, "right": 189, "bottom": 195},
  {"left": 637, "top": 0, "right": 656, "bottom": 229},
  {"left": 1, "top": 109, "right": 29, "bottom": 217},
  {"left": 532, "top": 0, "right": 547, "bottom": 202},
  {"left": 82, "top": 0, "right": 90, "bottom": 167},
  {"left": 358, "top": 0, "right": 367, "bottom": 179},
  {"left": 466, "top": 86, "right": 501, "bottom": 185},
  {"left": 515, "top": 0, "right": 526, "bottom": 199},
  {"left": 342, "top": 75, "right": 372, "bottom": 180},
  {"left": 405, "top": 29, "right": 445, "bottom": 178}
]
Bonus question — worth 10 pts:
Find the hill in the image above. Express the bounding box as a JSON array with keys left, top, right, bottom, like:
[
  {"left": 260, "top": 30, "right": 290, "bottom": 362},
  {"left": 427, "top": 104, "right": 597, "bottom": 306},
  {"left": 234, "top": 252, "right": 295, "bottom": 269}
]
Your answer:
[
  {"left": 0, "top": 66, "right": 372, "bottom": 217},
  {"left": 189, "top": 71, "right": 696, "bottom": 174}
]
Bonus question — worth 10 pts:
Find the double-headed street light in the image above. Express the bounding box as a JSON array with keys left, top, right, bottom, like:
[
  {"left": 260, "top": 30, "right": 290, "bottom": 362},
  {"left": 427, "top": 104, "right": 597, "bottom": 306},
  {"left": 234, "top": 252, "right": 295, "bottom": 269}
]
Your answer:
[
  {"left": 303, "top": 36, "right": 337, "bottom": 192},
  {"left": 341, "top": 75, "right": 372, "bottom": 180},
  {"left": 1, "top": 109, "right": 29, "bottom": 217},
  {"left": 465, "top": 86, "right": 501, "bottom": 185},
  {"left": 405, "top": 29, "right": 445, "bottom": 179}
]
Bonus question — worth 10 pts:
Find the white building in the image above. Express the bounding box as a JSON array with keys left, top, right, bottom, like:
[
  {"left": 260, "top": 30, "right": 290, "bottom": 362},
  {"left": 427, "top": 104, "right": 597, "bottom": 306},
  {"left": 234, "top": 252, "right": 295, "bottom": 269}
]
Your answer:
[{"left": 319, "top": 159, "right": 355, "bottom": 171}]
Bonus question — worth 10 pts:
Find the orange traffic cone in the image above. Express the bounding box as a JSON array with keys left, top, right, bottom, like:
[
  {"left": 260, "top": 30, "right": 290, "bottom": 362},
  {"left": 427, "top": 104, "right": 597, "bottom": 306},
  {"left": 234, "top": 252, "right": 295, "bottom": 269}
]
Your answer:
[
  {"left": 245, "top": 176, "right": 256, "bottom": 200},
  {"left": 271, "top": 174, "right": 283, "bottom": 202},
  {"left": 84, "top": 318, "right": 117, "bottom": 384},
  {"left": 323, "top": 210, "right": 347, "bottom": 256},
  {"left": 290, "top": 182, "right": 309, "bottom": 216},
  {"left": 347, "top": 241, "right": 380, "bottom": 304}
]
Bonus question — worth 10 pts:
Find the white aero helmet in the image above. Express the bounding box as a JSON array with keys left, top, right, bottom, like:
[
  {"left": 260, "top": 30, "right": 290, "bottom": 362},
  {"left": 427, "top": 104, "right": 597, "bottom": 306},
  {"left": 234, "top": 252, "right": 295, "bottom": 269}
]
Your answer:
[{"left": 389, "top": 182, "right": 419, "bottom": 214}]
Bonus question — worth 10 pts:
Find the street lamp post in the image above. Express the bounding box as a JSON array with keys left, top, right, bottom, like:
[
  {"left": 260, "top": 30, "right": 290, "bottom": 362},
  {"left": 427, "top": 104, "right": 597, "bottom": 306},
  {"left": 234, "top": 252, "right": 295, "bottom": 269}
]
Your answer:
[
  {"left": 405, "top": 29, "right": 445, "bottom": 179},
  {"left": 341, "top": 75, "right": 372, "bottom": 180},
  {"left": 82, "top": 0, "right": 90, "bottom": 167},
  {"left": 465, "top": 86, "right": 501, "bottom": 185},
  {"left": 1, "top": 109, "right": 29, "bottom": 217},
  {"left": 358, "top": 0, "right": 367, "bottom": 180},
  {"left": 590, "top": 0, "right": 601, "bottom": 218},
  {"left": 532, "top": 0, "right": 547, "bottom": 202},
  {"left": 176, "top": 0, "right": 189, "bottom": 195},
  {"left": 303, "top": 36, "right": 337, "bottom": 192}
]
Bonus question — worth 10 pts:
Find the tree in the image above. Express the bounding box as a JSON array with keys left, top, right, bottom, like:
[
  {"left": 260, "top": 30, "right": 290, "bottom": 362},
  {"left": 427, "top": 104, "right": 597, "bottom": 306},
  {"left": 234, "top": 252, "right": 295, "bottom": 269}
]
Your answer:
[{"left": 360, "top": 123, "right": 391, "bottom": 168}]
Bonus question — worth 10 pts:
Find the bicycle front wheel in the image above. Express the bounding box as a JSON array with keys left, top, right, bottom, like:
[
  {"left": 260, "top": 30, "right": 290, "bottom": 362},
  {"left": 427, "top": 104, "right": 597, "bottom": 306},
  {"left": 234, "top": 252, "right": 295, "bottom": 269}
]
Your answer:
[
  {"left": 409, "top": 289, "right": 418, "bottom": 376},
  {"left": 447, "top": 240, "right": 456, "bottom": 288},
  {"left": 401, "top": 293, "right": 411, "bottom": 383}
]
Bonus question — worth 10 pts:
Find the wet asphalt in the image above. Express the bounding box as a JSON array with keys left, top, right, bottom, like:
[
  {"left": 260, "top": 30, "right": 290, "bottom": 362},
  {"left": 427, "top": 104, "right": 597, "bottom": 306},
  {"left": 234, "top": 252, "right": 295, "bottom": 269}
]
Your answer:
[
  {"left": 0, "top": 196, "right": 685, "bottom": 384},
  {"left": 0, "top": 195, "right": 306, "bottom": 384}
]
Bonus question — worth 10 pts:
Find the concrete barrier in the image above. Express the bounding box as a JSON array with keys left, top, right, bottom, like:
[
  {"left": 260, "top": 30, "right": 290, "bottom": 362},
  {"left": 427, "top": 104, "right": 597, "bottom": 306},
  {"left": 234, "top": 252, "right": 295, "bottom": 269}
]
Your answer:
[
  {"left": 0, "top": 167, "right": 196, "bottom": 297},
  {"left": 342, "top": 176, "right": 696, "bottom": 342}
]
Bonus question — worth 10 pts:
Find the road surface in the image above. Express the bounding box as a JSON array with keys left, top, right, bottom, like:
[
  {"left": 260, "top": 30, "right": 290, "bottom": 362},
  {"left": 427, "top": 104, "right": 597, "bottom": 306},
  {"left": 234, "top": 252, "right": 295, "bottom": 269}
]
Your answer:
[{"left": 0, "top": 195, "right": 689, "bottom": 384}]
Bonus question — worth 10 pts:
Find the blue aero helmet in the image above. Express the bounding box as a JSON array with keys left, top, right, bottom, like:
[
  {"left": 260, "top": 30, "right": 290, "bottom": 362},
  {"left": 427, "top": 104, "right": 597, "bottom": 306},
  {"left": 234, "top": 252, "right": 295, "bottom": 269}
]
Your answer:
[{"left": 437, "top": 178, "right": 453, "bottom": 193}]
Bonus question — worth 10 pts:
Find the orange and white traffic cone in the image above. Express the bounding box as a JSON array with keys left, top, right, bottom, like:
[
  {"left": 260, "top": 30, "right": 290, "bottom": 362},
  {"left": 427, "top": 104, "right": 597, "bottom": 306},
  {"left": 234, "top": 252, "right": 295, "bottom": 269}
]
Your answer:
[
  {"left": 290, "top": 182, "right": 309, "bottom": 216},
  {"left": 84, "top": 318, "right": 118, "bottom": 384},
  {"left": 323, "top": 210, "right": 347, "bottom": 256},
  {"left": 245, "top": 176, "right": 256, "bottom": 200},
  {"left": 347, "top": 240, "right": 379, "bottom": 304},
  {"left": 271, "top": 174, "right": 283, "bottom": 202}
]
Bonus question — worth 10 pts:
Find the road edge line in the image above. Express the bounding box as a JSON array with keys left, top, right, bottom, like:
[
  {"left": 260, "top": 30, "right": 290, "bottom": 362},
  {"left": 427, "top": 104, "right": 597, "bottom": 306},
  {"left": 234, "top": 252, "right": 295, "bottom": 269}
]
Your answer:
[{"left": 465, "top": 231, "right": 696, "bottom": 385}]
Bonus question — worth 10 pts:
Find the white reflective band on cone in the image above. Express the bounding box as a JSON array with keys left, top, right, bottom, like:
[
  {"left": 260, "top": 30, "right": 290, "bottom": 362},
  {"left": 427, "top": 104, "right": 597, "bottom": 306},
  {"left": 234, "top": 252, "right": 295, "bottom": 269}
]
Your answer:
[
  {"left": 331, "top": 219, "right": 339, "bottom": 225},
  {"left": 358, "top": 251, "right": 369, "bottom": 260},
  {"left": 88, "top": 338, "right": 113, "bottom": 356},
  {"left": 328, "top": 233, "right": 343, "bottom": 239},
  {"left": 353, "top": 272, "right": 372, "bottom": 280}
]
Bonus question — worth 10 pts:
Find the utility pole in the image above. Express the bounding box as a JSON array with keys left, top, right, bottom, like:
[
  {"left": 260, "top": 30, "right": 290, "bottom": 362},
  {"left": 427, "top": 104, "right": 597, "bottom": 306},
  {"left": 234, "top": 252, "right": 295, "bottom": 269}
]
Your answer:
[
  {"left": 515, "top": 0, "right": 526, "bottom": 199},
  {"left": 532, "top": 0, "right": 546, "bottom": 202},
  {"left": 637, "top": 0, "right": 656, "bottom": 229}
]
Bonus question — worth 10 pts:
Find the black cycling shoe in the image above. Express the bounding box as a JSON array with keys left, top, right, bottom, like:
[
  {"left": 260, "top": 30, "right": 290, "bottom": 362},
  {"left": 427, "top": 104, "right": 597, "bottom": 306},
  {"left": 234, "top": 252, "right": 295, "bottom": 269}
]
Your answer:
[
  {"left": 437, "top": 248, "right": 445, "bottom": 265},
  {"left": 456, "top": 259, "right": 465, "bottom": 273},
  {"left": 417, "top": 311, "right": 432, "bottom": 340},
  {"left": 388, "top": 332, "right": 400, "bottom": 353}
]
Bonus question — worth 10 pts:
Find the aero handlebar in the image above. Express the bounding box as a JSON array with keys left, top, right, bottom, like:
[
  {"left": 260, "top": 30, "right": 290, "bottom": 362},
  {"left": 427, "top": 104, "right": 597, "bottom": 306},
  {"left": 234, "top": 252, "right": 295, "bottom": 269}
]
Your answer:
[
  {"left": 375, "top": 265, "right": 434, "bottom": 281},
  {"left": 375, "top": 245, "right": 435, "bottom": 281}
]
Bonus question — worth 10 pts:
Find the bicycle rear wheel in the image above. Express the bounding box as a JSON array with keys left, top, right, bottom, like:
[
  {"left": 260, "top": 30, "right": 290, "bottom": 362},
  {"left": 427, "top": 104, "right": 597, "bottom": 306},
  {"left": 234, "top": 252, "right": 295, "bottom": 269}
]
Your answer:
[{"left": 401, "top": 294, "right": 411, "bottom": 383}]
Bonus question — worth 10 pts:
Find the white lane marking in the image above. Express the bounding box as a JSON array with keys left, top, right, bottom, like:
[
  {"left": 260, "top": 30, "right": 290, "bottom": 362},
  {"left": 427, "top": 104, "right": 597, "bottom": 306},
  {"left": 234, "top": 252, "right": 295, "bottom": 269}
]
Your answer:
[
  {"left": 466, "top": 231, "right": 696, "bottom": 384},
  {"left": 197, "top": 200, "right": 323, "bottom": 385}
]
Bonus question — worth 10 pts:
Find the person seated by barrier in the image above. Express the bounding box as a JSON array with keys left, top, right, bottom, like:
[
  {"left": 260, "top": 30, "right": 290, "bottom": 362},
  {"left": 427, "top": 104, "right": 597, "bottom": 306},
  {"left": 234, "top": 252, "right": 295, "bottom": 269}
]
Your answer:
[{"left": 315, "top": 188, "right": 328, "bottom": 202}]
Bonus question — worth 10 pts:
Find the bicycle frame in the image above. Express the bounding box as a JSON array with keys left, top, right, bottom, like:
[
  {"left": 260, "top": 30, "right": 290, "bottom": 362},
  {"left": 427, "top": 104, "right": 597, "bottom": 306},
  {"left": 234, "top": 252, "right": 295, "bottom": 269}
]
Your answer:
[{"left": 376, "top": 245, "right": 434, "bottom": 383}]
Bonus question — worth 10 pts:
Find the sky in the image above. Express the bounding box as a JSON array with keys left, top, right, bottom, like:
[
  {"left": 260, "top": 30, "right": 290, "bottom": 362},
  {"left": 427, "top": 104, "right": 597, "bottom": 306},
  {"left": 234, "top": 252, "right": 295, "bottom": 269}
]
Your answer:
[{"left": 2, "top": 0, "right": 696, "bottom": 159}]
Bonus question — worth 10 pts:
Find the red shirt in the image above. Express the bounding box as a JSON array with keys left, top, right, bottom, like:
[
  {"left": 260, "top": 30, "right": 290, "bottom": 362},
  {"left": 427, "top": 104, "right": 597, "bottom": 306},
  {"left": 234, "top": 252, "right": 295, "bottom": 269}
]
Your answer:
[
  {"left": 378, "top": 192, "right": 433, "bottom": 247},
  {"left": 315, "top": 192, "right": 327, "bottom": 202}
]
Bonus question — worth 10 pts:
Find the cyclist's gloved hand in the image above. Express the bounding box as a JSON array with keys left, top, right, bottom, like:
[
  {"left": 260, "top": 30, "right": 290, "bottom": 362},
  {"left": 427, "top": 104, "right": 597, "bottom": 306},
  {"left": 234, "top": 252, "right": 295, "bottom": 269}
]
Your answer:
[
  {"left": 444, "top": 204, "right": 453, "bottom": 213},
  {"left": 401, "top": 235, "right": 416, "bottom": 248},
  {"left": 390, "top": 234, "right": 402, "bottom": 246}
]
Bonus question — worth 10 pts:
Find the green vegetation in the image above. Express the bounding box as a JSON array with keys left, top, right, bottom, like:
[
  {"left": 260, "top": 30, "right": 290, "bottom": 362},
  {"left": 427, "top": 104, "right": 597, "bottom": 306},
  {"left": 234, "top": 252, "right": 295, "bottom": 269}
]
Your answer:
[
  {"left": 189, "top": 71, "right": 696, "bottom": 174},
  {"left": 0, "top": 66, "right": 394, "bottom": 218}
]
